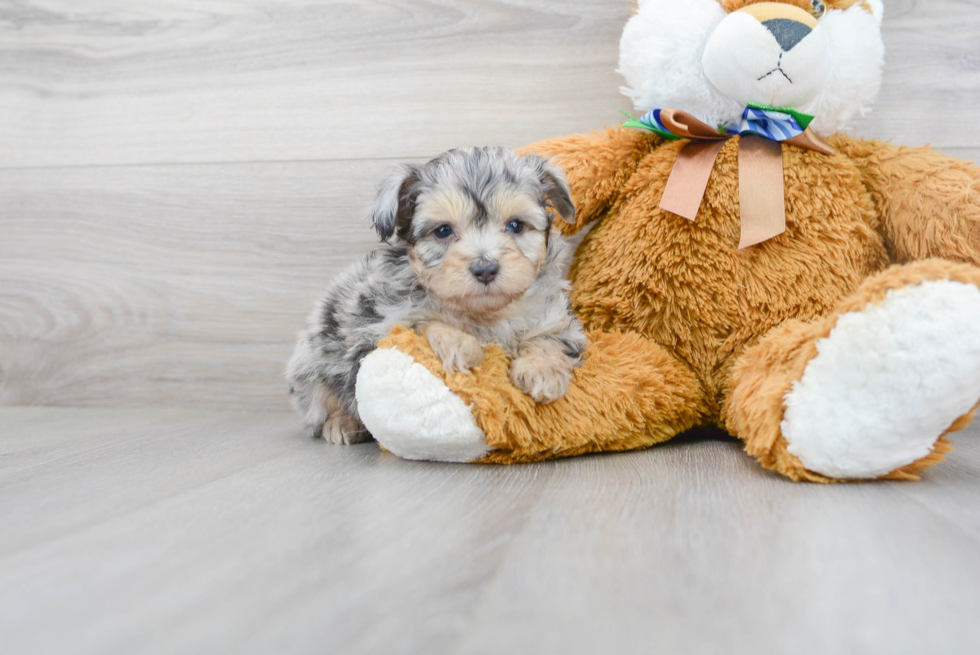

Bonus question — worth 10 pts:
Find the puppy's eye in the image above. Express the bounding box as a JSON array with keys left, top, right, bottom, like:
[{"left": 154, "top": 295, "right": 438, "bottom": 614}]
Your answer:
[
  {"left": 433, "top": 224, "right": 454, "bottom": 239},
  {"left": 809, "top": 0, "right": 826, "bottom": 18},
  {"left": 505, "top": 219, "right": 525, "bottom": 235}
]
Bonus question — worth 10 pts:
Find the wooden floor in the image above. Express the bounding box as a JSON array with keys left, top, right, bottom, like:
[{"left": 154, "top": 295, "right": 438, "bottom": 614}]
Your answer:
[
  {"left": 3, "top": 1, "right": 980, "bottom": 653},
  {"left": 2, "top": 408, "right": 980, "bottom": 654}
]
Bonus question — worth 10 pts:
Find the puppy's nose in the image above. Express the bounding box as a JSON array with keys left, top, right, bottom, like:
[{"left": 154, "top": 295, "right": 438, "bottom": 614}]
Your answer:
[
  {"left": 470, "top": 260, "right": 499, "bottom": 285},
  {"left": 763, "top": 18, "right": 812, "bottom": 52}
]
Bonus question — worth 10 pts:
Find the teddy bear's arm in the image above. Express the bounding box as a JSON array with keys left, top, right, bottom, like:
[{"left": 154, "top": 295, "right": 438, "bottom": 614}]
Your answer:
[
  {"left": 520, "top": 127, "right": 659, "bottom": 235},
  {"left": 832, "top": 137, "right": 980, "bottom": 266}
]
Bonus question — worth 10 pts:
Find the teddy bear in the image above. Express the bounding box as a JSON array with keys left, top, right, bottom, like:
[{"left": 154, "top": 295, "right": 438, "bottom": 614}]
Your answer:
[{"left": 352, "top": 0, "right": 980, "bottom": 482}]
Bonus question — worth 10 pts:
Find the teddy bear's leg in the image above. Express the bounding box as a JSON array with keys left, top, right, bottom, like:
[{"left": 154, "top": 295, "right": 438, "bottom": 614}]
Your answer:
[
  {"left": 724, "top": 259, "right": 980, "bottom": 482},
  {"left": 355, "top": 327, "right": 704, "bottom": 463}
]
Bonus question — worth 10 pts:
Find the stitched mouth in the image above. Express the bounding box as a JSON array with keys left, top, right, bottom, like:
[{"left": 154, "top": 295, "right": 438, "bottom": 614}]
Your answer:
[{"left": 757, "top": 52, "right": 793, "bottom": 84}]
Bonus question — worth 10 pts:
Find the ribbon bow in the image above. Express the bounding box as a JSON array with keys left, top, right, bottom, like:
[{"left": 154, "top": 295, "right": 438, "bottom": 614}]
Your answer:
[{"left": 623, "top": 105, "right": 834, "bottom": 249}]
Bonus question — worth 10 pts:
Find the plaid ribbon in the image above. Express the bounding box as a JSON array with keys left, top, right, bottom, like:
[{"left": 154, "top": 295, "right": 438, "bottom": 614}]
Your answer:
[
  {"left": 726, "top": 106, "right": 807, "bottom": 141},
  {"left": 624, "top": 105, "right": 814, "bottom": 143}
]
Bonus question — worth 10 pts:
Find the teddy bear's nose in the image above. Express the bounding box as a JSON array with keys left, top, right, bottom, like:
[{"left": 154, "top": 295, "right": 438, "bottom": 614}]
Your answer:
[{"left": 762, "top": 18, "right": 813, "bottom": 52}]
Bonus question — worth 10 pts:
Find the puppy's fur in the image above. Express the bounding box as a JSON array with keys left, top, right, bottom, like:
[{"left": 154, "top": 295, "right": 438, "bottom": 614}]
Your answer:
[{"left": 286, "top": 147, "right": 587, "bottom": 444}]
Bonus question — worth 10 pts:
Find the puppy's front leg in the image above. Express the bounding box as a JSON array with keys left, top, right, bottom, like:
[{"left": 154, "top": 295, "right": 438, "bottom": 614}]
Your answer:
[
  {"left": 509, "top": 337, "right": 576, "bottom": 404},
  {"left": 420, "top": 322, "right": 485, "bottom": 373}
]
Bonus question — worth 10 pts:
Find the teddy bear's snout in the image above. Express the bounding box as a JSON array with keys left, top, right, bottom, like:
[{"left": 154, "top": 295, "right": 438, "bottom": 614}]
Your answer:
[
  {"left": 740, "top": 2, "right": 819, "bottom": 53},
  {"left": 761, "top": 18, "right": 813, "bottom": 52},
  {"left": 735, "top": 1, "right": 820, "bottom": 57},
  {"left": 701, "top": 2, "right": 829, "bottom": 111}
]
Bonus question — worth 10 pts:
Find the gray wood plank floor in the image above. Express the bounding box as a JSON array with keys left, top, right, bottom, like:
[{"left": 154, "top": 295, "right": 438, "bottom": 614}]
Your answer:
[{"left": 2, "top": 408, "right": 980, "bottom": 655}]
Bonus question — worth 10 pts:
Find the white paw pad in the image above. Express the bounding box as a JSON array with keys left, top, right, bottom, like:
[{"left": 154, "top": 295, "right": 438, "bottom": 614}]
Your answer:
[
  {"left": 782, "top": 280, "right": 980, "bottom": 479},
  {"left": 355, "top": 348, "right": 491, "bottom": 462}
]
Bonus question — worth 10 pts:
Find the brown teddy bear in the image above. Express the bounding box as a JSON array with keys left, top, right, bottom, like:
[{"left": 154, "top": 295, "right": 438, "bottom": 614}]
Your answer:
[{"left": 353, "top": 0, "right": 980, "bottom": 482}]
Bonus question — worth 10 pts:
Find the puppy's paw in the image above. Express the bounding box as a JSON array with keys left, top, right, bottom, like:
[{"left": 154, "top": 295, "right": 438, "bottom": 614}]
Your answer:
[
  {"left": 423, "top": 322, "right": 484, "bottom": 373},
  {"left": 509, "top": 345, "right": 574, "bottom": 404},
  {"left": 322, "top": 413, "right": 369, "bottom": 445}
]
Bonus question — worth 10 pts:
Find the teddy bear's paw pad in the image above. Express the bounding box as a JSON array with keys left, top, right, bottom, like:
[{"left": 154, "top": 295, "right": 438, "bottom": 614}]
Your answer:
[
  {"left": 355, "top": 348, "right": 491, "bottom": 462},
  {"left": 781, "top": 280, "right": 980, "bottom": 479}
]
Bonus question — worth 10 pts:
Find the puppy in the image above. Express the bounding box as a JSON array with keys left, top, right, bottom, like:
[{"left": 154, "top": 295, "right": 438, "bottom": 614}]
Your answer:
[{"left": 286, "top": 147, "right": 587, "bottom": 444}]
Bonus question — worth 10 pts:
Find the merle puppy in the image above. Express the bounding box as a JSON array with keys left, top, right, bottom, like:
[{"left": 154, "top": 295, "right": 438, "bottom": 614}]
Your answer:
[{"left": 286, "top": 147, "right": 587, "bottom": 444}]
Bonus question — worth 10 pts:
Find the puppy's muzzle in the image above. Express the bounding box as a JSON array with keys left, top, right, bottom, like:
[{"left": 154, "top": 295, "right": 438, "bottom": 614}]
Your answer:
[{"left": 470, "top": 259, "right": 500, "bottom": 285}]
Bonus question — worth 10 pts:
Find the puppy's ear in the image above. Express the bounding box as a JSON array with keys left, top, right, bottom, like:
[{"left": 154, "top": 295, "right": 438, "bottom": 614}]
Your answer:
[
  {"left": 535, "top": 159, "right": 576, "bottom": 224},
  {"left": 370, "top": 164, "right": 421, "bottom": 242}
]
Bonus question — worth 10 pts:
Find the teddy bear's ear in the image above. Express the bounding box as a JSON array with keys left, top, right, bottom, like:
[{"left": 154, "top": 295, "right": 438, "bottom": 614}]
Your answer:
[
  {"left": 370, "top": 164, "right": 421, "bottom": 242},
  {"left": 536, "top": 159, "right": 576, "bottom": 224}
]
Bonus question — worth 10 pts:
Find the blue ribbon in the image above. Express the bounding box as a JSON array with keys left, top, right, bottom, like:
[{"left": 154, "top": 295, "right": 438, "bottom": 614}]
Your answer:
[{"left": 725, "top": 106, "right": 805, "bottom": 141}]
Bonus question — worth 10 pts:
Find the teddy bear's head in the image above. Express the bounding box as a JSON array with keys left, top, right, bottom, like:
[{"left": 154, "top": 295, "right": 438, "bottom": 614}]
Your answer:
[{"left": 619, "top": 0, "right": 884, "bottom": 135}]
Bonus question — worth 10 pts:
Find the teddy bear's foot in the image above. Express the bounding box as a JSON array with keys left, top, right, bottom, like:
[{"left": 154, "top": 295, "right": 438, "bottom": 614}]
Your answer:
[
  {"left": 355, "top": 347, "right": 491, "bottom": 462},
  {"left": 727, "top": 260, "right": 980, "bottom": 482},
  {"left": 783, "top": 279, "right": 980, "bottom": 479}
]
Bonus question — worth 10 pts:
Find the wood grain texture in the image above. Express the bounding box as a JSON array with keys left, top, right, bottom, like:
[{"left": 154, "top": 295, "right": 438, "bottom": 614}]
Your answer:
[
  {"left": 0, "top": 160, "right": 396, "bottom": 409},
  {"left": 849, "top": 0, "right": 980, "bottom": 146},
  {"left": 0, "top": 0, "right": 632, "bottom": 167},
  {"left": 2, "top": 408, "right": 980, "bottom": 654},
  {"left": 0, "top": 0, "right": 978, "bottom": 169}
]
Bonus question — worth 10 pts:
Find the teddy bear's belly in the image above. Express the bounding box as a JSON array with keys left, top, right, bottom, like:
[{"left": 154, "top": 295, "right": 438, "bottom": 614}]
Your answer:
[{"left": 568, "top": 145, "right": 889, "bottom": 410}]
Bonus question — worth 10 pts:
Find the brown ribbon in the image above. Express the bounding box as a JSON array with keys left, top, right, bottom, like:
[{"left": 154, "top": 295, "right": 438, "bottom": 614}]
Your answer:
[{"left": 656, "top": 108, "right": 834, "bottom": 250}]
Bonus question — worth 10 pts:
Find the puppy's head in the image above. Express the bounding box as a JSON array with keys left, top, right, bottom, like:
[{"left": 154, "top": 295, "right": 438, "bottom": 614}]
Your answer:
[{"left": 371, "top": 147, "right": 574, "bottom": 316}]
